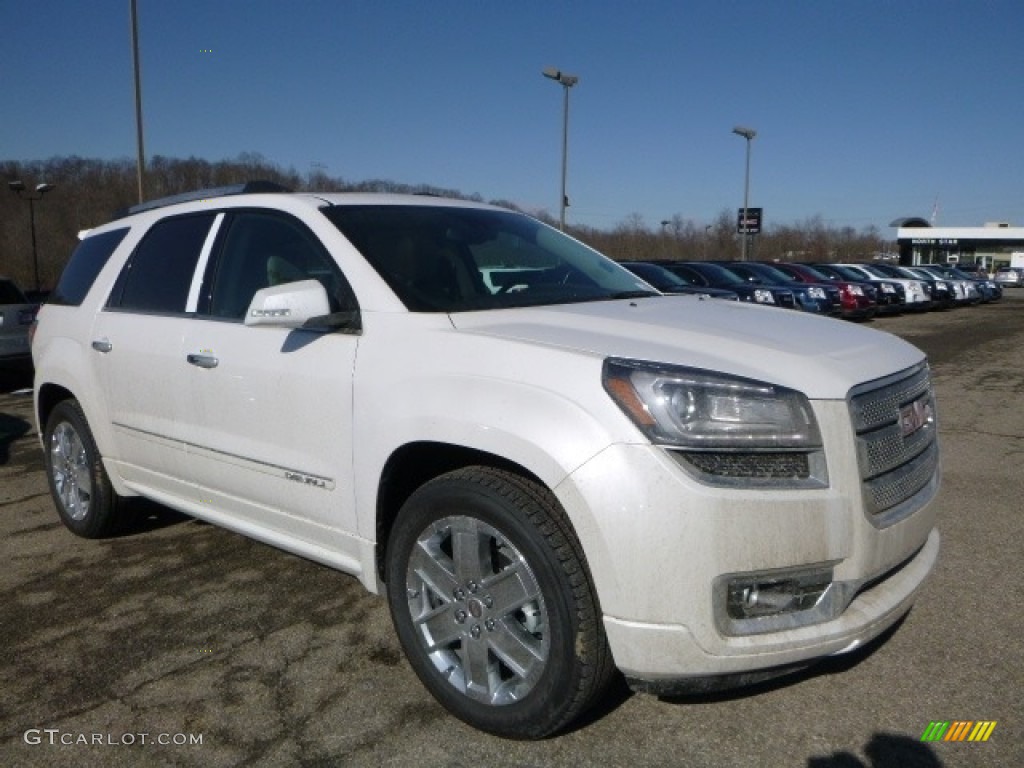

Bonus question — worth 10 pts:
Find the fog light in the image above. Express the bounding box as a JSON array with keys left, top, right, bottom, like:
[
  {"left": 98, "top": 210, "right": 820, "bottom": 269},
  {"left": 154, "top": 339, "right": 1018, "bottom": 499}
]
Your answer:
[{"left": 726, "top": 567, "right": 833, "bottom": 620}]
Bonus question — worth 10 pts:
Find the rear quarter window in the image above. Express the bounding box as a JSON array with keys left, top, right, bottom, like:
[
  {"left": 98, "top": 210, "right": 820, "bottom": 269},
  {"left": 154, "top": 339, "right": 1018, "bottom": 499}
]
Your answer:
[{"left": 47, "top": 228, "right": 130, "bottom": 306}]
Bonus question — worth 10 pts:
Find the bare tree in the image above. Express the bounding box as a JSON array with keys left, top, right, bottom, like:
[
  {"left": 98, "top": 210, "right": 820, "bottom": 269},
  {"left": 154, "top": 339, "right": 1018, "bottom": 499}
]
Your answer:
[{"left": 0, "top": 154, "right": 895, "bottom": 292}]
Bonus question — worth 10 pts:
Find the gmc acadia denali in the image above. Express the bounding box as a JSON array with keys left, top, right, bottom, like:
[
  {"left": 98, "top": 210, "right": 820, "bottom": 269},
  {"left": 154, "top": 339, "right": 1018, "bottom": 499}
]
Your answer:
[{"left": 31, "top": 185, "right": 941, "bottom": 738}]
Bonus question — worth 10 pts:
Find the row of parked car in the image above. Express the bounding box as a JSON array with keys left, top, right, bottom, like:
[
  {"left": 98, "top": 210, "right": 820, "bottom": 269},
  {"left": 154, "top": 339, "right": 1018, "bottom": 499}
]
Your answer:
[{"left": 619, "top": 259, "right": 1009, "bottom": 321}]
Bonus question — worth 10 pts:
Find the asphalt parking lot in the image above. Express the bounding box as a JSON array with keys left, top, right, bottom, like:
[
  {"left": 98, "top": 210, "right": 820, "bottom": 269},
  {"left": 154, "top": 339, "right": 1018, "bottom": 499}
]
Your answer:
[{"left": 2, "top": 292, "right": 1022, "bottom": 768}]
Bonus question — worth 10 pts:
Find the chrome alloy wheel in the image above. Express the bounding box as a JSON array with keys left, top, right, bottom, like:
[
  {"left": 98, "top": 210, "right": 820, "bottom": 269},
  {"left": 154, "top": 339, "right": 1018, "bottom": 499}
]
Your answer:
[
  {"left": 404, "top": 515, "right": 550, "bottom": 706},
  {"left": 49, "top": 421, "right": 93, "bottom": 522}
]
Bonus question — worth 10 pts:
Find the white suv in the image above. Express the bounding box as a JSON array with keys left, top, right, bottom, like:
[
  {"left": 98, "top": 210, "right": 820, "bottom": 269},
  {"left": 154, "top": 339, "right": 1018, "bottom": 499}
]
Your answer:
[{"left": 32, "top": 184, "right": 941, "bottom": 738}]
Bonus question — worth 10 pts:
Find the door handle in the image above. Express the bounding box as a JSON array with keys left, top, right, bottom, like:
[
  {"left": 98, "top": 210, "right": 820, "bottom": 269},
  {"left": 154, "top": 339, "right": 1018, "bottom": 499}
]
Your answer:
[
  {"left": 186, "top": 353, "right": 219, "bottom": 369},
  {"left": 91, "top": 338, "right": 112, "bottom": 353}
]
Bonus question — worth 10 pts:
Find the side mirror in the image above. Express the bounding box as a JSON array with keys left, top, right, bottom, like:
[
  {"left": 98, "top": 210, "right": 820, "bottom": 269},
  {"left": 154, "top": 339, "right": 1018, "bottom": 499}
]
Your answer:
[{"left": 244, "top": 279, "right": 332, "bottom": 328}]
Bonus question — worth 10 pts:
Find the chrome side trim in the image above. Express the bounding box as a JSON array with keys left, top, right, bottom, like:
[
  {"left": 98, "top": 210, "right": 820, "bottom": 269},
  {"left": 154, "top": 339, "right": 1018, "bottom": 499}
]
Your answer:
[{"left": 111, "top": 421, "right": 335, "bottom": 490}]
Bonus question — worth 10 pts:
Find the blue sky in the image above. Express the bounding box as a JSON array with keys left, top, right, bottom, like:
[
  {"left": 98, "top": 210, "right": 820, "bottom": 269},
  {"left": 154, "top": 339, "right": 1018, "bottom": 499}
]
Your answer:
[{"left": 4, "top": 1, "right": 1023, "bottom": 233}]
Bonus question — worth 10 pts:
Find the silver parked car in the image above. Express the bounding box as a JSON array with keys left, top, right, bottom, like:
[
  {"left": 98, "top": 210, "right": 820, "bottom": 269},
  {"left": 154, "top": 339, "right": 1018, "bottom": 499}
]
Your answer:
[
  {"left": 995, "top": 267, "right": 1024, "bottom": 287},
  {"left": 0, "top": 277, "right": 37, "bottom": 365}
]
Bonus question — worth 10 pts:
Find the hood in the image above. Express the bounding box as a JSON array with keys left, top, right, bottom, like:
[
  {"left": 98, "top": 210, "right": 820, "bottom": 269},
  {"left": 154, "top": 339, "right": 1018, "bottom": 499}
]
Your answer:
[{"left": 450, "top": 295, "right": 925, "bottom": 399}]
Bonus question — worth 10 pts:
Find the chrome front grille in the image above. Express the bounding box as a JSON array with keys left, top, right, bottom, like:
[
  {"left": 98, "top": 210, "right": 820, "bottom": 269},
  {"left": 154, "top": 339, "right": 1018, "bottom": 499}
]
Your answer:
[{"left": 848, "top": 362, "right": 939, "bottom": 525}]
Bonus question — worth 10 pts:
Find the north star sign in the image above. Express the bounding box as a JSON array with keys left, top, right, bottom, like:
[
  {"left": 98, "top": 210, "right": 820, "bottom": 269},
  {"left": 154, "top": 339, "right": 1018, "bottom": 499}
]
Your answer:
[{"left": 737, "top": 207, "right": 762, "bottom": 234}]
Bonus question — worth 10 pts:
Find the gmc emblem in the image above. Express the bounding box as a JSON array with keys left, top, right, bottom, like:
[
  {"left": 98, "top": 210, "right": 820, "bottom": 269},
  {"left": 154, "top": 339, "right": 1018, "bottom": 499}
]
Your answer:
[{"left": 899, "top": 399, "right": 932, "bottom": 438}]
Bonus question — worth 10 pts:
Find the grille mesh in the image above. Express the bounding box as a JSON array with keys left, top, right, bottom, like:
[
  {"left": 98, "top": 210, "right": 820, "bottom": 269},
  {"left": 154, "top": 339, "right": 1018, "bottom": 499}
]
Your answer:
[
  {"left": 681, "top": 451, "right": 810, "bottom": 479},
  {"left": 849, "top": 363, "right": 938, "bottom": 521}
]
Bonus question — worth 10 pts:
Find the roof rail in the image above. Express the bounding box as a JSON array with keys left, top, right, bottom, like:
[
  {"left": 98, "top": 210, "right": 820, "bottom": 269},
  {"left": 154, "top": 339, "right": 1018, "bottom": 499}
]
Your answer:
[{"left": 114, "top": 180, "right": 292, "bottom": 219}]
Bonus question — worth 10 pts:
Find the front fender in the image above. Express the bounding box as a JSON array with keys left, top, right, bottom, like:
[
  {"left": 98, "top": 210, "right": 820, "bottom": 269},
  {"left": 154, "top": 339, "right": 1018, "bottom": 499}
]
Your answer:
[{"left": 350, "top": 315, "right": 635, "bottom": 541}]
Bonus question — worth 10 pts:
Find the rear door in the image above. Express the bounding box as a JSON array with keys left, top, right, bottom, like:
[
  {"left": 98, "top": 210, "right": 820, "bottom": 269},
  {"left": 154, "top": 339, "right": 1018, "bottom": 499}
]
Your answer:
[{"left": 93, "top": 212, "right": 220, "bottom": 495}]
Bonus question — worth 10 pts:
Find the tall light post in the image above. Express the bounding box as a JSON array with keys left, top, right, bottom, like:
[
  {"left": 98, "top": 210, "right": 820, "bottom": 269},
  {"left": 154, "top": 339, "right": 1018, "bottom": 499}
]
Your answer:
[
  {"left": 732, "top": 125, "right": 756, "bottom": 261},
  {"left": 130, "top": 0, "right": 146, "bottom": 203},
  {"left": 542, "top": 67, "right": 578, "bottom": 231},
  {"left": 8, "top": 180, "right": 56, "bottom": 293}
]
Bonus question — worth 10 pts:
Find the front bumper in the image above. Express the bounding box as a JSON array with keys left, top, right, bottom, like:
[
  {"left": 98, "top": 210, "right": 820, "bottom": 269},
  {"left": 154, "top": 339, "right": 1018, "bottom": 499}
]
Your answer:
[
  {"left": 555, "top": 398, "right": 940, "bottom": 683},
  {"left": 608, "top": 528, "right": 938, "bottom": 687}
]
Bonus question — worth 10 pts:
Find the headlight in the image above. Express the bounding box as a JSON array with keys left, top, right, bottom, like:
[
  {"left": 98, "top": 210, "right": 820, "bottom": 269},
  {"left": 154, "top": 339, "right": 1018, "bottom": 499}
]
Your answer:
[
  {"left": 603, "top": 360, "right": 827, "bottom": 486},
  {"left": 848, "top": 284, "right": 864, "bottom": 296},
  {"left": 753, "top": 289, "right": 775, "bottom": 304},
  {"left": 602, "top": 359, "right": 823, "bottom": 450},
  {"left": 881, "top": 284, "right": 895, "bottom": 294},
  {"left": 807, "top": 286, "right": 826, "bottom": 300}
]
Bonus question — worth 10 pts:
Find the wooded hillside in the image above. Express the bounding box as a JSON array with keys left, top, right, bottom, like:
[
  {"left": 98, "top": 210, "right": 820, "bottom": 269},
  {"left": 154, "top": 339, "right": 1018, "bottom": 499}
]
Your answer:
[{"left": 2, "top": 153, "right": 889, "bottom": 292}]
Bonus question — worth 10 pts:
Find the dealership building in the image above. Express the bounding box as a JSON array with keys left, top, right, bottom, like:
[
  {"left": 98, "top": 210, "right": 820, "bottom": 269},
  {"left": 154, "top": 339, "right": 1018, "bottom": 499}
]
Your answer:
[{"left": 892, "top": 218, "right": 1024, "bottom": 269}]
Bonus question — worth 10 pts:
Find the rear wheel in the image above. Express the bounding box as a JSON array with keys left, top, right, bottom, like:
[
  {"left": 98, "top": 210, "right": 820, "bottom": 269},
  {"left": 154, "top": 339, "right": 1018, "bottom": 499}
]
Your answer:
[
  {"left": 43, "top": 399, "right": 125, "bottom": 538},
  {"left": 385, "top": 466, "right": 613, "bottom": 739}
]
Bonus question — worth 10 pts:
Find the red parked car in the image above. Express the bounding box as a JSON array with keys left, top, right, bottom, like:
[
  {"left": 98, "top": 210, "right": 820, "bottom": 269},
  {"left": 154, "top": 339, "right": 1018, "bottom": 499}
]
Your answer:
[{"left": 767, "top": 262, "right": 877, "bottom": 321}]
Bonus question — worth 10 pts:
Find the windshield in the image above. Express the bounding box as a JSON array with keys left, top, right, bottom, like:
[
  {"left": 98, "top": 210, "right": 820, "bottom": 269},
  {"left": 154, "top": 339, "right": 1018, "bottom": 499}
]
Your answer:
[
  {"left": 831, "top": 265, "right": 871, "bottom": 281},
  {"left": 691, "top": 263, "right": 748, "bottom": 286},
  {"left": 625, "top": 263, "right": 693, "bottom": 290},
  {"left": 748, "top": 263, "right": 793, "bottom": 283},
  {"left": 322, "top": 205, "right": 656, "bottom": 312},
  {"left": 944, "top": 267, "right": 971, "bottom": 279},
  {"left": 856, "top": 264, "right": 889, "bottom": 279},
  {"left": 794, "top": 264, "right": 832, "bottom": 281}
]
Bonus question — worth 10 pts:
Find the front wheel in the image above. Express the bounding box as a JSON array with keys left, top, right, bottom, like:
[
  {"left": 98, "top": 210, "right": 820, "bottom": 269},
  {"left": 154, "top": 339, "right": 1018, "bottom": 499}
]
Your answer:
[
  {"left": 385, "top": 467, "right": 613, "bottom": 739},
  {"left": 43, "top": 399, "right": 125, "bottom": 538}
]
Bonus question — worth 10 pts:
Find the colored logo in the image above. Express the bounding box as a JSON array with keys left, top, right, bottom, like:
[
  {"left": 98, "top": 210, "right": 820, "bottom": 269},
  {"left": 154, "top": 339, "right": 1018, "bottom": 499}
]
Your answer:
[{"left": 921, "top": 721, "right": 996, "bottom": 742}]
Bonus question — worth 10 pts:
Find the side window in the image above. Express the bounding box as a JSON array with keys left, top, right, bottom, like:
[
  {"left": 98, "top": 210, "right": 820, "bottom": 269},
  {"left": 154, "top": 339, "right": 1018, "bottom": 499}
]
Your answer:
[
  {"left": 107, "top": 214, "right": 216, "bottom": 314},
  {"left": 50, "top": 227, "right": 130, "bottom": 306},
  {"left": 205, "top": 211, "right": 354, "bottom": 320}
]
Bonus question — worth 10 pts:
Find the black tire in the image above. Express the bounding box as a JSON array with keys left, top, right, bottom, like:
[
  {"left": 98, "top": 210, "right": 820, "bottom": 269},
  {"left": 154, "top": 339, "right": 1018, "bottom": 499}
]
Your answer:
[
  {"left": 385, "top": 466, "right": 614, "bottom": 739},
  {"left": 43, "top": 399, "right": 125, "bottom": 538}
]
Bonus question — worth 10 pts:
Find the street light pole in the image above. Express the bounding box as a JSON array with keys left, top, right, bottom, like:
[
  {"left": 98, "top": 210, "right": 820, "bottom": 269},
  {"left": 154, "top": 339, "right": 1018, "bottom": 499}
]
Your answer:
[
  {"left": 131, "top": 0, "right": 146, "bottom": 203},
  {"left": 542, "top": 67, "right": 578, "bottom": 231},
  {"left": 732, "top": 125, "right": 756, "bottom": 261},
  {"left": 8, "top": 181, "right": 55, "bottom": 293}
]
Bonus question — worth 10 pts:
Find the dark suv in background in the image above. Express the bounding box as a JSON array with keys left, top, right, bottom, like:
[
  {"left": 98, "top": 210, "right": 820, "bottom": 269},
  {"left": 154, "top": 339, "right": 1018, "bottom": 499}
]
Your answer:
[
  {"left": 715, "top": 261, "right": 841, "bottom": 316},
  {"left": 619, "top": 261, "right": 739, "bottom": 300},
  {"left": 654, "top": 261, "right": 796, "bottom": 309}
]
